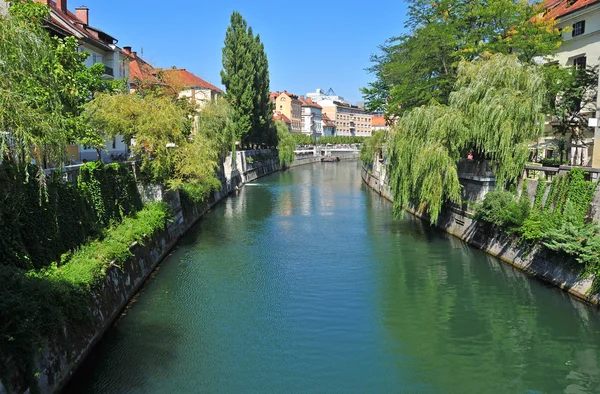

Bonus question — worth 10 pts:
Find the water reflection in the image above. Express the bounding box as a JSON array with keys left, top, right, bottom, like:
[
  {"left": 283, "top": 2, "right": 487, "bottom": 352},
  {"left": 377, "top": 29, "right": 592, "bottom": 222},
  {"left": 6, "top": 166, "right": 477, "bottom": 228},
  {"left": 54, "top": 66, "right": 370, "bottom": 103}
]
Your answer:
[{"left": 68, "top": 162, "right": 600, "bottom": 394}]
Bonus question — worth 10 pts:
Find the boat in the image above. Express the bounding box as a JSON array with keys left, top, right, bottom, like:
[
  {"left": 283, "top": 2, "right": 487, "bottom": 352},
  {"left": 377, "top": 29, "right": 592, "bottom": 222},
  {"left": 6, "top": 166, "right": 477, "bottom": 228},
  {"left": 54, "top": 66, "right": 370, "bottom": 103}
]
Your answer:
[{"left": 321, "top": 156, "right": 340, "bottom": 162}]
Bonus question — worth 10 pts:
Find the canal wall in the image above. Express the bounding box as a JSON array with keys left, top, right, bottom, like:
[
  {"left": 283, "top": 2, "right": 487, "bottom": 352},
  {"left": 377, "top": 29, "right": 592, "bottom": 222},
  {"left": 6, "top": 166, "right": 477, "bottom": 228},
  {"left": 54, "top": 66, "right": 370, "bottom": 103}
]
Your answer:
[
  {"left": 11, "top": 150, "right": 358, "bottom": 394},
  {"left": 361, "top": 164, "right": 600, "bottom": 305}
]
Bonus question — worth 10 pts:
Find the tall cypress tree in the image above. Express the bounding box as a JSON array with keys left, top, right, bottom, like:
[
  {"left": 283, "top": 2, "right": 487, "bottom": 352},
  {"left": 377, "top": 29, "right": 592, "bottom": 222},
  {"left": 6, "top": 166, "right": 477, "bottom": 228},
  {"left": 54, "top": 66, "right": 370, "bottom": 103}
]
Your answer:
[
  {"left": 221, "top": 12, "right": 273, "bottom": 147},
  {"left": 221, "top": 12, "right": 255, "bottom": 147}
]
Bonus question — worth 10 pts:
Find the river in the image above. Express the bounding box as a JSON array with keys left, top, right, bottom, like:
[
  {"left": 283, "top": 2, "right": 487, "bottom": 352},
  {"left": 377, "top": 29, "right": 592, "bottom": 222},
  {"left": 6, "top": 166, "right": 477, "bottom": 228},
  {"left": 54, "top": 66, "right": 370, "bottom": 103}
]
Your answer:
[{"left": 67, "top": 161, "right": 600, "bottom": 394}]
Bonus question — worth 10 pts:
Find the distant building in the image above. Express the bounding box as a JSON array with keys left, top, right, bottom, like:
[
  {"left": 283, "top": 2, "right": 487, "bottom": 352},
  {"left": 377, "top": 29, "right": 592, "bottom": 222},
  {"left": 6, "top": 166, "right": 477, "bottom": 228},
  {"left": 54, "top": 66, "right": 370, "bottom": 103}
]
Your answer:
[
  {"left": 300, "top": 97, "right": 323, "bottom": 140},
  {"left": 160, "top": 68, "right": 223, "bottom": 108},
  {"left": 307, "top": 88, "right": 348, "bottom": 105},
  {"left": 124, "top": 47, "right": 161, "bottom": 91},
  {"left": 33, "top": 0, "right": 130, "bottom": 163},
  {"left": 273, "top": 112, "right": 292, "bottom": 132},
  {"left": 371, "top": 116, "right": 389, "bottom": 132},
  {"left": 318, "top": 99, "right": 372, "bottom": 137},
  {"left": 321, "top": 113, "right": 336, "bottom": 137},
  {"left": 270, "top": 91, "right": 302, "bottom": 133},
  {"left": 540, "top": 0, "right": 600, "bottom": 166}
]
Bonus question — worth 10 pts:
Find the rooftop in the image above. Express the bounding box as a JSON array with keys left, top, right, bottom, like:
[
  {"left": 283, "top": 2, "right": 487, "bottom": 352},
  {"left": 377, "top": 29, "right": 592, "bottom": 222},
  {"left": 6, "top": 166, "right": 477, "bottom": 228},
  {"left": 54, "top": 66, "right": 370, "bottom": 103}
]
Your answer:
[
  {"left": 160, "top": 69, "right": 223, "bottom": 93},
  {"left": 543, "top": 0, "right": 600, "bottom": 19}
]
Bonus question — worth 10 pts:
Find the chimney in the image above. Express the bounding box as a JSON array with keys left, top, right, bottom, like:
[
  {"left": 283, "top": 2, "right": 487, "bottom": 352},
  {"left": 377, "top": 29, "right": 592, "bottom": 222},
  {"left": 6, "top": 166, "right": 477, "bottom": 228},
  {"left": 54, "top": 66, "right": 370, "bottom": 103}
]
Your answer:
[
  {"left": 132, "top": 51, "right": 137, "bottom": 57},
  {"left": 123, "top": 46, "right": 132, "bottom": 55},
  {"left": 75, "top": 6, "right": 89, "bottom": 24},
  {"left": 57, "top": 0, "right": 67, "bottom": 13}
]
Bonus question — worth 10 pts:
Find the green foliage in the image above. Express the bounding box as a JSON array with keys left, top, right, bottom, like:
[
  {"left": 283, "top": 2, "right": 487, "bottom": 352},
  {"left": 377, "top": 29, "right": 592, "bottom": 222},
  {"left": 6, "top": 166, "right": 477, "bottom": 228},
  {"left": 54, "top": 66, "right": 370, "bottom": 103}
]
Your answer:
[
  {"left": 317, "top": 136, "right": 366, "bottom": 145},
  {"left": 78, "top": 161, "right": 142, "bottom": 226},
  {"left": 0, "top": 1, "right": 124, "bottom": 167},
  {"left": 0, "top": 201, "right": 169, "bottom": 393},
  {"left": 476, "top": 190, "right": 530, "bottom": 232},
  {"left": 291, "top": 133, "right": 314, "bottom": 146},
  {"left": 540, "top": 158, "right": 566, "bottom": 167},
  {"left": 221, "top": 12, "right": 274, "bottom": 145},
  {"left": 362, "top": 0, "right": 562, "bottom": 115},
  {"left": 360, "top": 130, "right": 386, "bottom": 164},
  {"left": 482, "top": 168, "right": 600, "bottom": 289},
  {"left": 542, "top": 64, "right": 599, "bottom": 162},
  {"left": 276, "top": 121, "right": 296, "bottom": 167},
  {"left": 387, "top": 54, "right": 545, "bottom": 223}
]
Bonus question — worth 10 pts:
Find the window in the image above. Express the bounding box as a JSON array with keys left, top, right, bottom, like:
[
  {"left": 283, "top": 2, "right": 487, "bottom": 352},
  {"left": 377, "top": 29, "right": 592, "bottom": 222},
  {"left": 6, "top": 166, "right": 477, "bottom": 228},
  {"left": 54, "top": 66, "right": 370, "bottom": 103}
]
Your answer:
[
  {"left": 574, "top": 56, "right": 586, "bottom": 70},
  {"left": 572, "top": 21, "right": 585, "bottom": 37},
  {"left": 112, "top": 137, "right": 116, "bottom": 149}
]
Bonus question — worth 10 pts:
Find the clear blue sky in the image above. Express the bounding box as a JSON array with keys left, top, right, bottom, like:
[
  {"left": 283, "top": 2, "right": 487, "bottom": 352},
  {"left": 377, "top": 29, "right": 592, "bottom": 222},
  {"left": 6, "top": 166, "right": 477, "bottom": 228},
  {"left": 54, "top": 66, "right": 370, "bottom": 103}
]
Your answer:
[{"left": 77, "top": 0, "right": 409, "bottom": 104}]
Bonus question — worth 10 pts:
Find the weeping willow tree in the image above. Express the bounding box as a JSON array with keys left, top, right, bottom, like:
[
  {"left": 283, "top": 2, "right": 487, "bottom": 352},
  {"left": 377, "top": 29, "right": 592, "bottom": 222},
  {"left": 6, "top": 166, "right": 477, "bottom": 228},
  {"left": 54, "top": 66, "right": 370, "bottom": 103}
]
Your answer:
[
  {"left": 276, "top": 120, "right": 295, "bottom": 167},
  {"left": 387, "top": 54, "right": 545, "bottom": 223},
  {"left": 360, "top": 129, "right": 387, "bottom": 165}
]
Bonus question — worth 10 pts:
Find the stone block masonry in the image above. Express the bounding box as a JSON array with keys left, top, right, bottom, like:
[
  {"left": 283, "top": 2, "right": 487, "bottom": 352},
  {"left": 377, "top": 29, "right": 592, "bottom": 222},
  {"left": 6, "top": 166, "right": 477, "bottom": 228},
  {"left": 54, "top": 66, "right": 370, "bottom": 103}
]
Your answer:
[{"left": 361, "top": 164, "right": 600, "bottom": 305}]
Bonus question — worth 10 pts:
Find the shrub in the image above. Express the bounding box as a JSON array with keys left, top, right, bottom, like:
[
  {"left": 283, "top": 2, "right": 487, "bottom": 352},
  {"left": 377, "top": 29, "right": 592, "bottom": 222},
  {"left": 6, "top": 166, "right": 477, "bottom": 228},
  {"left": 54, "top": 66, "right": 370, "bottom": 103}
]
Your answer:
[{"left": 476, "top": 190, "right": 530, "bottom": 232}]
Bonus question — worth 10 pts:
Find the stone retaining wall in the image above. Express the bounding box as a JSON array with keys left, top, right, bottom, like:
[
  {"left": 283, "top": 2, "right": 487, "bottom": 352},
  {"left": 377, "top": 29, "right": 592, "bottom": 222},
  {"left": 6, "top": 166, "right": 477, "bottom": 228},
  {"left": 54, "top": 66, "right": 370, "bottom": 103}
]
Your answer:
[{"left": 361, "top": 165, "right": 600, "bottom": 305}]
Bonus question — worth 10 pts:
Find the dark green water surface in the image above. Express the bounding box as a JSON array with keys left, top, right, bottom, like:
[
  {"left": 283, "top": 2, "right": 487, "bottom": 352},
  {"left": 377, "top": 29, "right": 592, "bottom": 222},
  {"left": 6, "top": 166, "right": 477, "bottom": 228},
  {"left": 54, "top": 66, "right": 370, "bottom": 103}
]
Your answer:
[{"left": 68, "top": 162, "right": 600, "bottom": 394}]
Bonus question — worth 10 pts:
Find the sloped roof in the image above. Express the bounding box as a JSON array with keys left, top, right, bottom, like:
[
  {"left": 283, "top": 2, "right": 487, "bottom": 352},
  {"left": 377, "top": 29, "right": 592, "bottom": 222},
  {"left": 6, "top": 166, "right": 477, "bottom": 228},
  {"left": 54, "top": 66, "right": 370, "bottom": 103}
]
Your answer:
[
  {"left": 372, "top": 115, "right": 386, "bottom": 127},
  {"left": 322, "top": 113, "right": 336, "bottom": 127},
  {"left": 300, "top": 97, "right": 322, "bottom": 109},
  {"left": 273, "top": 112, "right": 291, "bottom": 124},
  {"left": 127, "top": 51, "right": 160, "bottom": 85},
  {"left": 37, "top": 0, "right": 115, "bottom": 51},
  {"left": 543, "top": 0, "right": 600, "bottom": 19},
  {"left": 161, "top": 69, "right": 223, "bottom": 93}
]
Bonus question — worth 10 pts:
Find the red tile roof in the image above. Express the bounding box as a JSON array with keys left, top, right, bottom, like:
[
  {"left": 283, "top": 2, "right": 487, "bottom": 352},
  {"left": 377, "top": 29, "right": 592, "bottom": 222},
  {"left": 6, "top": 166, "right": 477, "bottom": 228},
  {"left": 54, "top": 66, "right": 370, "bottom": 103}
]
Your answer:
[
  {"left": 300, "top": 97, "right": 322, "bottom": 109},
  {"left": 372, "top": 116, "right": 386, "bottom": 127},
  {"left": 543, "top": 0, "right": 600, "bottom": 19},
  {"left": 161, "top": 69, "right": 223, "bottom": 93},
  {"left": 273, "top": 112, "right": 291, "bottom": 124},
  {"left": 126, "top": 50, "right": 160, "bottom": 86},
  {"left": 322, "top": 113, "right": 336, "bottom": 127},
  {"left": 36, "top": 0, "right": 116, "bottom": 51}
]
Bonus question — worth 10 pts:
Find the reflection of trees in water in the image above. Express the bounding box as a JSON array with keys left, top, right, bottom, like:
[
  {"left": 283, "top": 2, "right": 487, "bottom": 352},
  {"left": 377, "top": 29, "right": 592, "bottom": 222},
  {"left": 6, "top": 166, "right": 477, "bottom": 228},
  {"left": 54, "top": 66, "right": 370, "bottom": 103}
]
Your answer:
[{"left": 363, "top": 189, "right": 600, "bottom": 393}]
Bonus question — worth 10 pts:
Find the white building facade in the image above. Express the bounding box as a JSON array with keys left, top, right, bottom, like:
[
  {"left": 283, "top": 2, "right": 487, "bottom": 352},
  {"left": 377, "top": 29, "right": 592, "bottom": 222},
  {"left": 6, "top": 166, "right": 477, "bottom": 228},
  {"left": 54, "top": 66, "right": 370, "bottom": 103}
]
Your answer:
[{"left": 300, "top": 98, "right": 323, "bottom": 140}]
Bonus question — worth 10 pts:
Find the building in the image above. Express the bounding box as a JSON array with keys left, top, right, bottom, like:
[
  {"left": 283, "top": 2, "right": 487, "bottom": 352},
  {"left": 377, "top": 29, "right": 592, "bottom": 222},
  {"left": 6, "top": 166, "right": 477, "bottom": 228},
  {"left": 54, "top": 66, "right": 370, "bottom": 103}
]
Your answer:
[
  {"left": 32, "top": 0, "right": 131, "bottom": 163},
  {"left": 307, "top": 88, "right": 348, "bottom": 105},
  {"left": 318, "top": 100, "right": 372, "bottom": 137},
  {"left": 540, "top": 0, "right": 600, "bottom": 166},
  {"left": 270, "top": 91, "right": 302, "bottom": 133},
  {"left": 124, "top": 47, "right": 161, "bottom": 91},
  {"left": 300, "top": 97, "right": 323, "bottom": 140},
  {"left": 372, "top": 116, "right": 389, "bottom": 132},
  {"left": 273, "top": 112, "right": 292, "bottom": 132},
  {"left": 160, "top": 68, "right": 223, "bottom": 108},
  {"left": 321, "top": 113, "right": 336, "bottom": 137}
]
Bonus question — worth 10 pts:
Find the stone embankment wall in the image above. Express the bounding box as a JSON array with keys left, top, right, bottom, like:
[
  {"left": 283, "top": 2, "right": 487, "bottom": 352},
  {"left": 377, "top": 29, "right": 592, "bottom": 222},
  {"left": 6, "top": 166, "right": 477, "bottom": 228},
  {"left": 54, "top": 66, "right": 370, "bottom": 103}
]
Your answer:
[
  {"left": 361, "top": 164, "right": 600, "bottom": 305},
  {"left": 13, "top": 150, "right": 359, "bottom": 394}
]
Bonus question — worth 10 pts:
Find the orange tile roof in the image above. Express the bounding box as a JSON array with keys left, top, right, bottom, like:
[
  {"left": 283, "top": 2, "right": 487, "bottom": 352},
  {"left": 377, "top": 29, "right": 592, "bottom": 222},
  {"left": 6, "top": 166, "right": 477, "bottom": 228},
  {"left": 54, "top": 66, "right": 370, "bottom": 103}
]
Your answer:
[
  {"left": 372, "top": 115, "right": 386, "bottom": 127},
  {"left": 36, "top": 0, "right": 116, "bottom": 51},
  {"left": 161, "top": 69, "right": 223, "bottom": 93},
  {"left": 321, "top": 113, "right": 336, "bottom": 127},
  {"left": 543, "top": 0, "right": 600, "bottom": 19},
  {"left": 273, "top": 112, "right": 291, "bottom": 124},
  {"left": 300, "top": 97, "right": 322, "bottom": 109},
  {"left": 126, "top": 51, "right": 160, "bottom": 85}
]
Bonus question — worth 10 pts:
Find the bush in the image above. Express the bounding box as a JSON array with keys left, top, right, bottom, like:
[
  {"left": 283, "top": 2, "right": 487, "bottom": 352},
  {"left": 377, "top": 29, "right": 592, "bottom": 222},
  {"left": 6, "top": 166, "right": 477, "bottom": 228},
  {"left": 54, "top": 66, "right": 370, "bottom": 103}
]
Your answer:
[
  {"left": 476, "top": 189, "right": 530, "bottom": 232},
  {"left": 540, "top": 158, "right": 566, "bottom": 167}
]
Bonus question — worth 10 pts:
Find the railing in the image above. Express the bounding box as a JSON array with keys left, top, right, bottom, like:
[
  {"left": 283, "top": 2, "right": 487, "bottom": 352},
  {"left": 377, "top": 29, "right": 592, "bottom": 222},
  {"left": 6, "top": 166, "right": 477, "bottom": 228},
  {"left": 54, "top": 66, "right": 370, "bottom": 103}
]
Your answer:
[{"left": 524, "top": 164, "right": 600, "bottom": 182}]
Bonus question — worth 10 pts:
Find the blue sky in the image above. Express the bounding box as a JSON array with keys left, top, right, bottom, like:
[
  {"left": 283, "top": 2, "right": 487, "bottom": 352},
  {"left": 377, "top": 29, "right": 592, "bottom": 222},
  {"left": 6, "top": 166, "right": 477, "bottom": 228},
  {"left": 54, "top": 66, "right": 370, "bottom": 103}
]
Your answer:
[{"left": 78, "top": 0, "right": 409, "bottom": 104}]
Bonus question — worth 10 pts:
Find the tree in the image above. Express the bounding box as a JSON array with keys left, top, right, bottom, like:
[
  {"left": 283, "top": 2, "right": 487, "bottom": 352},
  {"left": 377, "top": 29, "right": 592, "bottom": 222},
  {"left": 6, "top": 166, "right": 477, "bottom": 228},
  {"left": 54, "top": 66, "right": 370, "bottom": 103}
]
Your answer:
[
  {"left": 386, "top": 54, "right": 546, "bottom": 223},
  {"left": 221, "top": 12, "right": 273, "bottom": 147},
  {"left": 362, "top": 0, "right": 561, "bottom": 116},
  {"left": 276, "top": 120, "right": 295, "bottom": 167},
  {"left": 221, "top": 12, "right": 255, "bottom": 146},
  {"left": 542, "top": 64, "right": 599, "bottom": 164},
  {"left": 0, "top": 0, "right": 123, "bottom": 167}
]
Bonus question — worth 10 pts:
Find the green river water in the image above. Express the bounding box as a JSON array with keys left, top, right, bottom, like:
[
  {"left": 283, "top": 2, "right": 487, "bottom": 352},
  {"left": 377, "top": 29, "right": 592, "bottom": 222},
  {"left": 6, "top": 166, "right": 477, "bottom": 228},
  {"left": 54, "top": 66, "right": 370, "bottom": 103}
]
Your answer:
[{"left": 67, "top": 161, "right": 600, "bottom": 394}]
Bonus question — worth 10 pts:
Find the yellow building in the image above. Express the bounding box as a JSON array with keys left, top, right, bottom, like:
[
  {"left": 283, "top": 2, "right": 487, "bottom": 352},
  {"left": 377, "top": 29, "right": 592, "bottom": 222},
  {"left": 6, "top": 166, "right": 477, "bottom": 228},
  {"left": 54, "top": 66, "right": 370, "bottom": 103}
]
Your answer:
[
  {"left": 270, "top": 91, "right": 302, "bottom": 133},
  {"left": 319, "top": 100, "right": 372, "bottom": 137}
]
